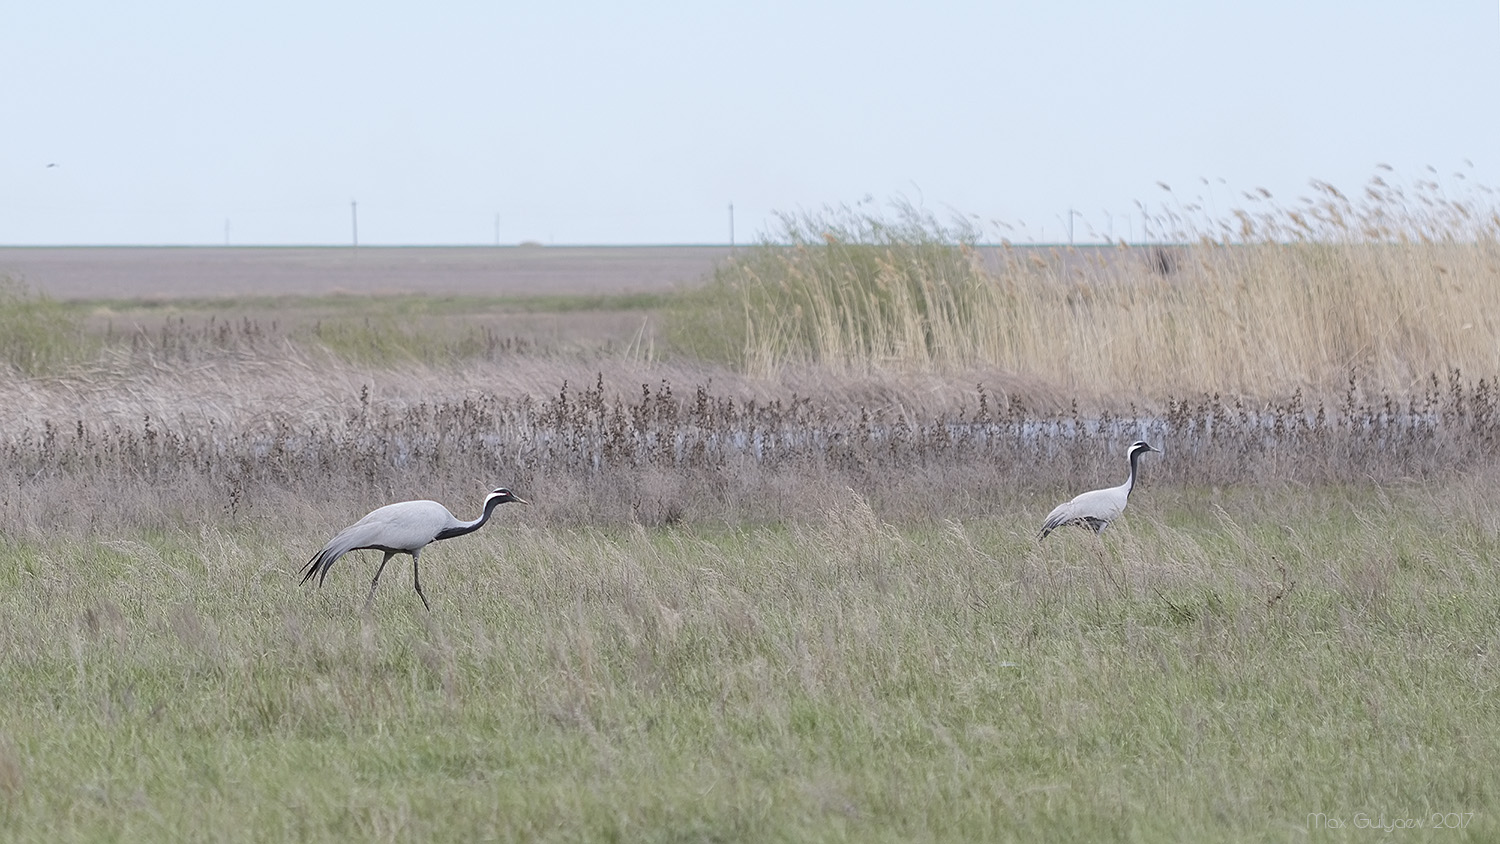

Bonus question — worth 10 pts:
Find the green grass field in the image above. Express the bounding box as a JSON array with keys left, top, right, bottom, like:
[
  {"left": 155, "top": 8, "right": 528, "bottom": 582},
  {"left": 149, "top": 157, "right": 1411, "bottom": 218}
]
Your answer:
[{"left": 2, "top": 487, "right": 1497, "bottom": 841}]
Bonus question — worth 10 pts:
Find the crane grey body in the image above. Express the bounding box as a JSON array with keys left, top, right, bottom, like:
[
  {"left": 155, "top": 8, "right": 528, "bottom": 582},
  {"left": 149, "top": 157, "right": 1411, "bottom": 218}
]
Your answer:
[
  {"left": 1038, "top": 441, "right": 1158, "bottom": 540},
  {"left": 301, "top": 487, "right": 527, "bottom": 609}
]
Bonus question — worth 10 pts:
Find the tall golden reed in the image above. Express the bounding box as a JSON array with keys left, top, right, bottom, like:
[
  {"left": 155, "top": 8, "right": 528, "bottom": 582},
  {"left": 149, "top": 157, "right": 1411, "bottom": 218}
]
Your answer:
[{"left": 679, "top": 172, "right": 1500, "bottom": 400}]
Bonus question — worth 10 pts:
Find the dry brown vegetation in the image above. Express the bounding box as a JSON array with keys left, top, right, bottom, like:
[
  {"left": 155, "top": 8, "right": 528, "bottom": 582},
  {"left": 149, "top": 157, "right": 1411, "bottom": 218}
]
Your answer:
[{"left": 3, "top": 343, "right": 1499, "bottom": 541}]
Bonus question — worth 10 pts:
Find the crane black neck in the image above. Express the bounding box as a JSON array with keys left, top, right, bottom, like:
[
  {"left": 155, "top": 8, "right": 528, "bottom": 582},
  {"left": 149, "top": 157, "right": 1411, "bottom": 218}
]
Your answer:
[
  {"left": 470, "top": 492, "right": 512, "bottom": 524},
  {"left": 1125, "top": 443, "right": 1152, "bottom": 490},
  {"left": 434, "top": 493, "right": 508, "bottom": 541}
]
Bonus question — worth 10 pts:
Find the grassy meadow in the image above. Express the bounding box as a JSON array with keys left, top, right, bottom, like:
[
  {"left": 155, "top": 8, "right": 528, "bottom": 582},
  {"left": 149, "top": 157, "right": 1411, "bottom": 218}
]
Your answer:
[{"left": 4, "top": 176, "right": 1500, "bottom": 840}]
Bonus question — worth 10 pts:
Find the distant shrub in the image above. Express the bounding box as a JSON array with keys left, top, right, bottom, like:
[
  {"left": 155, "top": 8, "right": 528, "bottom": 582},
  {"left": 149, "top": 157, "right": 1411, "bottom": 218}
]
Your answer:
[
  {"left": 0, "top": 277, "right": 91, "bottom": 375},
  {"left": 667, "top": 201, "right": 989, "bottom": 373}
]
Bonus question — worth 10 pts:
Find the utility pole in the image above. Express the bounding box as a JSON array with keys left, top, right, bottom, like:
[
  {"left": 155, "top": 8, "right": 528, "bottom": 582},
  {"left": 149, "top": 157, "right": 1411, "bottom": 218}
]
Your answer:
[
  {"left": 351, "top": 200, "right": 359, "bottom": 249},
  {"left": 729, "top": 202, "right": 735, "bottom": 249}
]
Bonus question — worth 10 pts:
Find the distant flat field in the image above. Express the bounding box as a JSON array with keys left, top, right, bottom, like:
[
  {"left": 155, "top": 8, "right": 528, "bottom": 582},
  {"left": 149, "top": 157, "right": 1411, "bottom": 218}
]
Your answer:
[{"left": 0, "top": 246, "right": 734, "bottom": 301}]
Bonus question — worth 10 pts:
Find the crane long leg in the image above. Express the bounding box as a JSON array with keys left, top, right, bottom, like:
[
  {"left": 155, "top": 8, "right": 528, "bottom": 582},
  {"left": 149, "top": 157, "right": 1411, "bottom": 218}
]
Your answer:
[
  {"left": 412, "top": 548, "right": 431, "bottom": 611},
  {"left": 365, "top": 551, "right": 397, "bottom": 609}
]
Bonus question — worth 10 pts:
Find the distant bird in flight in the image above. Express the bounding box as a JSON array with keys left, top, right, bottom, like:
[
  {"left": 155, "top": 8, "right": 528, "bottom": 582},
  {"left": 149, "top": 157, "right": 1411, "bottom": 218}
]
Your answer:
[{"left": 46, "top": 163, "right": 58, "bottom": 168}]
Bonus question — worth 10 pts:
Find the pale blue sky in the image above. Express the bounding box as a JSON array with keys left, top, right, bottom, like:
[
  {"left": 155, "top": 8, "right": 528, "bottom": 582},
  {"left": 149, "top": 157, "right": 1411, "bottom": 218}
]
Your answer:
[{"left": 4, "top": 1, "right": 1498, "bottom": 245}]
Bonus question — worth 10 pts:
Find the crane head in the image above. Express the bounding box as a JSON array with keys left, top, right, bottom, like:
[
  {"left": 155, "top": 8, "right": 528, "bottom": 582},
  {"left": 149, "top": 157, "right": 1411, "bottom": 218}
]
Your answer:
[{"left": 488, "top": 487, "right": 530, "bottom": 505}]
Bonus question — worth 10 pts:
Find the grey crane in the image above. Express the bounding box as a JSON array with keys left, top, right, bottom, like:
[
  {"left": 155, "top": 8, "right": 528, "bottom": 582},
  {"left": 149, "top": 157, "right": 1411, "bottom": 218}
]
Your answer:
[
  {"left": 1038, "top": 441, "right": 1159, "bottom": 539},
  {"left": 300, "top": 487, "right": 528, "bottom": 609}
]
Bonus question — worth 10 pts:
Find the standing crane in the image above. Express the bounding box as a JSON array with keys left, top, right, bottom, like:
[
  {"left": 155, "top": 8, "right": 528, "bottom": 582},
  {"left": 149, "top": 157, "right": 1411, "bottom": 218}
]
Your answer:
[
  {"left": 1038, "top": 441, "right": 1159, "bottom": 540},
  {"left": 300, "top": 487, "right": 528, "bottom": 609}
]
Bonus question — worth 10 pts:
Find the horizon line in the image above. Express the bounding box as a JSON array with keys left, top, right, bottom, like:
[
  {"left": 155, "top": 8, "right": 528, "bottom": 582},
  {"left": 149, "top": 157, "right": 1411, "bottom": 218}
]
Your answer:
[{"left": 0, "top": 241, "right": 1163, "bottom": 250}]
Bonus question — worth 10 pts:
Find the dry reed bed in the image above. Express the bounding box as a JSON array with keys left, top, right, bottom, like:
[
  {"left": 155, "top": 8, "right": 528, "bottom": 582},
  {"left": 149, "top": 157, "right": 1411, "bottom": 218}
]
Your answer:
[
  {"left": 681, "top": 178, "right": 1500, "bottom": 398},
  {"left": 979, "top": 240, "right": 1500, "bottom": 397},
  {"left": 4, "top": 351, "right": 1500, "bottom": 538}
]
